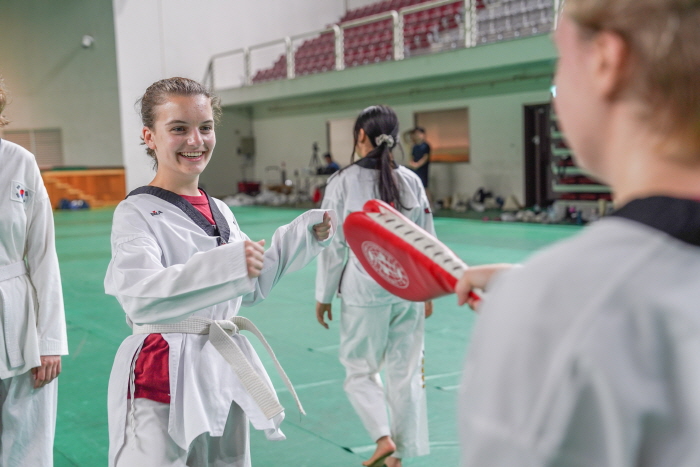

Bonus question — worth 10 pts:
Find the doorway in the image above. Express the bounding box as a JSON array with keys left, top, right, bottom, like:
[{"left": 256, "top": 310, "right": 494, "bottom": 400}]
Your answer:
[{"left": 523, "top": 103, "right": 553, "bottom": 207}]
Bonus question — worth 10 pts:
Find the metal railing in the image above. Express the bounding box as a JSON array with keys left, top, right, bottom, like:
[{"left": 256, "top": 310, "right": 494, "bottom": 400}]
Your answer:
[
  {"left": 202, "top": 47, "right": 247, "bottom": 90},
  {"left": 553, "top": 0, "right": 563, "bottom": 28},
  {"left": 339, "top": 10, "right": 402, "bottom": 61},
  {"left": 289, "top": 25, "right": 344, "bottom": 76},
  {"left": 203, "top": 0, "right": 556, "bottom": 91},
  {"left": 202, "top": 25, "right": 343, "bottom": 89}
]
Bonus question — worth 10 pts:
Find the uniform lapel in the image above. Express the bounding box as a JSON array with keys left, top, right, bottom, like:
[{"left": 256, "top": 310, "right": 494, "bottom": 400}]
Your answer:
[
  {"left": 202, "top": 189, "right": 231, "bottom": 244},
  {"left": 127, "top": 186, "right": 227, "bottom": 242}
]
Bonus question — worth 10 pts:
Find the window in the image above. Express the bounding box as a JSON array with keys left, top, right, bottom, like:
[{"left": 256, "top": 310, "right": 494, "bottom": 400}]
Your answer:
[
  {"left": 3, "top": 128, "right": 64, "bottom": 168},
  {"left": 413, "top": 108, "right": 469, "bottom": 162}
]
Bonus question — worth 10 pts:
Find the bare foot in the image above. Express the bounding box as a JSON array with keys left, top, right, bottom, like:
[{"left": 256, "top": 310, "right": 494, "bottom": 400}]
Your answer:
[
  {"left": 385, "top": 457, "right": 402, "bottom": 467},
  {"left": 362, "top": 436, "right": 396, "bottom": 467}
]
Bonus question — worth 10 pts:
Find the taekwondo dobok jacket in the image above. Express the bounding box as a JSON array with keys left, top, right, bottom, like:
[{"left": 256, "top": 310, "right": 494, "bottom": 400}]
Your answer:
[
  {"left": 459, "top": 196, "right": 700, "bottom": 467},
  {"left": 0, "top": 139, "right": 68, "bottom": 379},
  {"left": 315, "top": 160, "right": 434, "bottom": 306},
  {"left": 104, "top": 187, "right": 335, "bottom": 465}
]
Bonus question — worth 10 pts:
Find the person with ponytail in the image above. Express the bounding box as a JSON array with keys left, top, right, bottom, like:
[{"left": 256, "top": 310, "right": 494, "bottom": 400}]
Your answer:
[{"left": 315, "top": 105, "right": 433, "bottom": 467}]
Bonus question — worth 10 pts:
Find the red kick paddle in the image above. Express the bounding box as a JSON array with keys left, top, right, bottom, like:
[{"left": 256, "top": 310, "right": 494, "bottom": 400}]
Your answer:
[{"left": 344, "top": 199, "right": 481, "bottom": 303}]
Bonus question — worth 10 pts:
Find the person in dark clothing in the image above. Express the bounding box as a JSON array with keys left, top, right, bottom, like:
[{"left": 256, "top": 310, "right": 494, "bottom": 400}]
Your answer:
[
  {"left": 409, "top": 127, "right": 432, "bottom": 206},
  {"left": 323, "top": 153, "right": 340, "bottom": 174}
]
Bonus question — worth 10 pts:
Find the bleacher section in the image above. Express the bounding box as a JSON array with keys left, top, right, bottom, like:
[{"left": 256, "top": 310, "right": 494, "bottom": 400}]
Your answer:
[
  {"left": 252, "top": 0, "right": 552, "bottom": 84},
  {"left": 477, "top": 0, "right": 552, "bottom": 44}
]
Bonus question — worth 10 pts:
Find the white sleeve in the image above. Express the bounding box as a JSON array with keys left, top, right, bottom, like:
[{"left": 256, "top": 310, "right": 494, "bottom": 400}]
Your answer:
[
  {"left": 241, "top": 209, "right": 336, "bottom": 306},
  {"left": 315, "top": 183, "right": 346, "bottom": 304},
  {"left": 25, "top": 182, "right": 69, "bottom": 356},
  {"left": 104, "top": 206, "right": 254, "bottom": 325}
]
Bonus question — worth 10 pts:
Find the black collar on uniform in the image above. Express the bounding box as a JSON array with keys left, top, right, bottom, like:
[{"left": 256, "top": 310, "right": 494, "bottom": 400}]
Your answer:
[
  {"left": 355, "top": 156, "right": 397, "bottom": 170},
  {"left": 611, "top": 196, "right": 700, "bottom": 247},
  {"left": 127, "top": 186, "right": 231, "bottom": 244}
]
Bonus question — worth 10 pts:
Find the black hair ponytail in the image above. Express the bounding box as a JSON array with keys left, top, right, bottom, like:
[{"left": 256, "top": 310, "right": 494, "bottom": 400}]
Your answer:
[{"left": 349, "top": 105, "right": 406, "bottom": 211}]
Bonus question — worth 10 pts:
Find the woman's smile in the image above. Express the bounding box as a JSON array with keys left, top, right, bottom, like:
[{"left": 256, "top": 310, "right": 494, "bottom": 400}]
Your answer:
[{"left": 178, "top": 151, "right": 206, "bottom": 161}]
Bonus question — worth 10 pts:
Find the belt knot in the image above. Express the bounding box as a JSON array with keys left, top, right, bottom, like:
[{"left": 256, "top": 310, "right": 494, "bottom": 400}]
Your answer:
[
  {"left": 215, "top": 319, "right": 239, "bottom": 334},
  {"left": 130, "top": 315, "right": 305, "bottom": 420}
]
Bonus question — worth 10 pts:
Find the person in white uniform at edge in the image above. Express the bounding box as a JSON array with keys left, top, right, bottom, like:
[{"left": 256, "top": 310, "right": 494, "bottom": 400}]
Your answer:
[
  {"left": 104, "top": 77, "right": 335, "bottom": 467},
  {"left": 0, "top": 77, "right": 69, "bottom": 467},
  {"left": 455, "top": 0, "right": 700, "bottom": 465},
  {"left": 315, "top": 105, "right": 433, "bottom": 467}
]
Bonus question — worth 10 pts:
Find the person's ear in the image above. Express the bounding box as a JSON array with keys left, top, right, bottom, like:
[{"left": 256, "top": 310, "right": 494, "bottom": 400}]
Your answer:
[
  {"left": 592, "top": 30, "right": 629, "bottom": 101},
  {"left": 357, "top": 128, "right": 368, "bottom": 144},
  {"left": 143, "top": 126, "right": 157, "bottom": 151}
]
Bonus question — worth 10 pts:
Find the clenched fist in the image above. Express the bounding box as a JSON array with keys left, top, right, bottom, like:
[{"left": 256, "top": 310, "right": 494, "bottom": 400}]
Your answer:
[{"left": 245, "top": 239, "right": 266, "bottom": 278}]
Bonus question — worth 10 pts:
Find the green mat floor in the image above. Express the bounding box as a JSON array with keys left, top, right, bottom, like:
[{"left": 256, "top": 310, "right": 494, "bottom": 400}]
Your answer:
[{"left": 52, "top": 206, "right": 581, "bottom": 466}]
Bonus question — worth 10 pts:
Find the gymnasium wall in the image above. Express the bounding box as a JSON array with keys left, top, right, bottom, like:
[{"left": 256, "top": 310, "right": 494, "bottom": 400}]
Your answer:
[
  {"left": 0, "top": 0, "right": 122, "bottom": 167},
  {"left": 206, "top": 89, "right": 547, "bottom": 202},
  {"left": 113, "top": 0, "right": 357, "bottom": 191},
  {"left": 208, "top": 33, "right": 556, "bottom": 202},
  {"left": 200, "top": 107, "right": 254, "bottom": 197}
]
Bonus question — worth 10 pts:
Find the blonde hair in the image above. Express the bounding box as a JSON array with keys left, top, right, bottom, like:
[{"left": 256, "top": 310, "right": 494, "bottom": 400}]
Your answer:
[
  {"left": 0, "top": 78, "right": 9, "bottom": 128},
  {"left": 565, "top": 0, "right": 700, "bottom": 141}
]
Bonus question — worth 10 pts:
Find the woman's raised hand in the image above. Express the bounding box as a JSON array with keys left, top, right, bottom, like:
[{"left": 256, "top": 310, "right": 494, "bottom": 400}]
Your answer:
[{"left": 245, "top": 239, "right": 266, "bottom": 278}]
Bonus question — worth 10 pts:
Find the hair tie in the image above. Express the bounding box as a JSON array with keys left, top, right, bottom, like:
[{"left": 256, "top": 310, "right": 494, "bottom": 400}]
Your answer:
[{"left": 375, "top": 134, "right": 395, "bottom": 148}]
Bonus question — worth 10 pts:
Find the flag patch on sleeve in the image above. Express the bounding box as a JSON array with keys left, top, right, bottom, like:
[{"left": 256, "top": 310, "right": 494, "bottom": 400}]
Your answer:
[{"left": 11, "top": 181, "right": 32, "bottom": 204}]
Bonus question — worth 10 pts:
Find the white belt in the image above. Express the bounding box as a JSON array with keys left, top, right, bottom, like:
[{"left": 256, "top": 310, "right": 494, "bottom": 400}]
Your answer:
[
  {"left": 132, "top": 316, "right": 305, "bottom": 420},
  {"left": 0, "top": 261, "right": 29, "bottom": 368},
  {"left": 0, "top": 261, "right": 27, "bottom": 282}
]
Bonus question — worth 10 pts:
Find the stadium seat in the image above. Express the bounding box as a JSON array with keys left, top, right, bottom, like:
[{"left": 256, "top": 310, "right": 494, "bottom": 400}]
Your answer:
[{"left": 253, "top": 0, "right": 526, "bottom": 83}]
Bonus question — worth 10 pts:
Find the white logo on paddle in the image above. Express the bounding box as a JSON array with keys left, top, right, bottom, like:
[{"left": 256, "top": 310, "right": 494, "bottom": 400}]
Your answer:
[{"left": 361, "top": 241, "right": 409, "bottom": 289}]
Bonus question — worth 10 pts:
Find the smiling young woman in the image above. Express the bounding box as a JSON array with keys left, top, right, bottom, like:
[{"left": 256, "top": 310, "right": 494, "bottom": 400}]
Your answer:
[
  {"left": 144, "top": 97, "right": 213, "bottom": 191},
  {"left": 104, "top": 77, "right": 335, "bottom": 467},
  {"left": 139, "top": 80, "right": 219, "bottom": 194}
]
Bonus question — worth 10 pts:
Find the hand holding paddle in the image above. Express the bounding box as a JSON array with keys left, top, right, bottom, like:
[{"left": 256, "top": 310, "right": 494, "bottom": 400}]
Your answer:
[{"left": 455, "top": 264, "right": 513, "bottom": 311}]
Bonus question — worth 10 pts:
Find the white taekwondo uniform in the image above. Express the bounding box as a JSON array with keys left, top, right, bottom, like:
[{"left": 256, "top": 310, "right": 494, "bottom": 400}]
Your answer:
[
  {"left": 0, "top": 139, "right": 69, "bottom": 467},
  {"left": 104, "top": 186, "right": 335, "bottom": 467},
  {"left": 460, "top": 196, "right": 700, "bottom": 467},
  {"left": 315, "top": 159, "right": 433, "bottom": 459}
]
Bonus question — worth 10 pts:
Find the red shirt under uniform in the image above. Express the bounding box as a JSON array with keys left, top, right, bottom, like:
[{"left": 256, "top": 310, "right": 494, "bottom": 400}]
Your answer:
[{"left": 131, "top": 190, "right": 215, "bottom": 404}]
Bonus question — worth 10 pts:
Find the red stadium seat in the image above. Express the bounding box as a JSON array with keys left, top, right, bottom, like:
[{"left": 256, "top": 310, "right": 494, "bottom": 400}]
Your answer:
[
  {"left": 252, "top": 0, "right": 474, "bottom": 84},
  {"left": 429, "top": 7, "right": 442, "bottom": 19}
]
